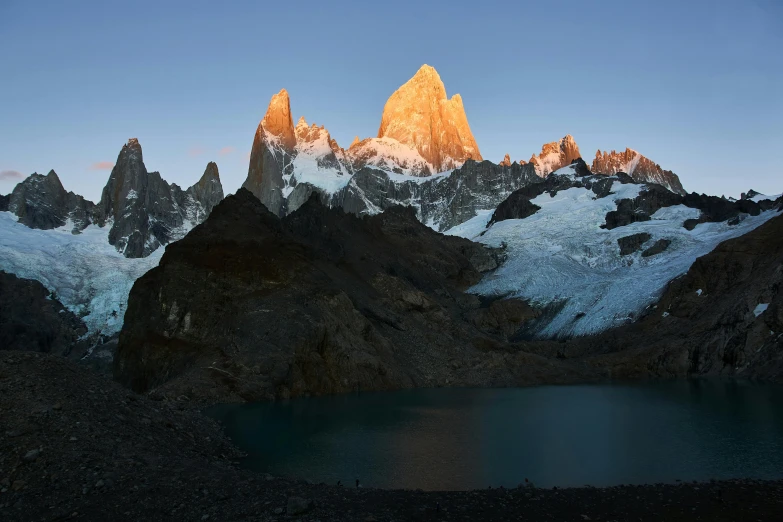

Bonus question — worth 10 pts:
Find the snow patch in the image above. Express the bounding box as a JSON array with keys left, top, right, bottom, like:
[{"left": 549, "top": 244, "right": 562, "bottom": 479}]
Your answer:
[
  {"left": 750, "top": 193, "right": 782, "bottom": 203},
  {"left": 754, "top": 303, "right": 770, "bottom": 317}
]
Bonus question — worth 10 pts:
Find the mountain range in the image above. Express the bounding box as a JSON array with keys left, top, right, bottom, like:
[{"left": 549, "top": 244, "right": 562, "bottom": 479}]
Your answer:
[{"left": 1, "top": 64, "right": 781, "bottom": 385}]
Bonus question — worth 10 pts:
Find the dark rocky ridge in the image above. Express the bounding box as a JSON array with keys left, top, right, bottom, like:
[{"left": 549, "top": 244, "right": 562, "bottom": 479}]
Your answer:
[
  {"left": 333, "top": 160, "right": 544, "bottom": 231},
  {"left": 602, "top": 184, "right": 777, "bottom": 231},
  {"left": 114, "top": 188, "right": 595, "bottom": 403},
  {"left": 7, "top": 170, "right": 97, "bottom": 233},
  {"left": 114, "top": 173, "right": 783, "bottom": 402},
  {"left": 0, "top": 271, "right": 88, "bottom": 356}
]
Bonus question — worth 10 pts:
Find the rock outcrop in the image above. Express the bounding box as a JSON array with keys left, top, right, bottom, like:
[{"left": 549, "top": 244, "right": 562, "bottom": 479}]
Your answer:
[
  {"left": 601, "top": 184, "right": 774, "bottom": 231},
  {"left": 7, "top": 170, "right": 96, "bottom": 233},
  {"left": 97, "top": 139, "right": 224, "bottom": 258},
  {"left": 592, "top": 148, "right": 686, "bottom": 195},
  {"left": 0, "top": 271, "right": 88, "bottom": 356},
  {"left": 376, "top": 64, "right": 482, "bottom": 174},
  {"left": 333, "top": 160, "right": 543, "bottom": 231},
  {"left": 114, "top": 189, "right": 593, "bottom": 402},
  {"left": 528, "top": 135, "right": 581, "bottom": 177},
  {"left": 617, "top": 233, "right": 652, "bottom": 256},
  {"left": 499, "top": 154, "right": 512, "bottom": 167}
]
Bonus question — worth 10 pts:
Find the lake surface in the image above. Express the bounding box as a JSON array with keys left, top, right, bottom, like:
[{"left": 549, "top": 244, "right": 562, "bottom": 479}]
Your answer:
[{"left": 207, "top": 381, "right": 783, "bottom": 490}]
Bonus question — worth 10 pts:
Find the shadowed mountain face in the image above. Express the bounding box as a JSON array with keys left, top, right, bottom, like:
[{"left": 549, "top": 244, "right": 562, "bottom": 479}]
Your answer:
[
  {"left": 8, "top": 170, "right": 97, "bottom": 233},
  {"left": 114, "top": 189, "right": 598, "bottom": 403},
  {"left": 98, "top": 139, "right": 225, "bottom": 258},
  {"left": 1, "top": 138, "right": 224, "bottom": 258},
  {"left": 0, "top": 271, "right": 88, "bottom": 356}
]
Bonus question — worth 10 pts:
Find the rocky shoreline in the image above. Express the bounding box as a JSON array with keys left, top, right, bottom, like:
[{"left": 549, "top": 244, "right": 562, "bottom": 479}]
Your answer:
[{"left": 3, "top": 352, "right": 782, "bottom": 521}]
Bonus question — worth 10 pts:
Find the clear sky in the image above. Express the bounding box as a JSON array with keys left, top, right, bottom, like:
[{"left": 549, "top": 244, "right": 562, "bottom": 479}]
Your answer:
[{"left": 1, "top": 0, "right": 781, "bottom": 202}]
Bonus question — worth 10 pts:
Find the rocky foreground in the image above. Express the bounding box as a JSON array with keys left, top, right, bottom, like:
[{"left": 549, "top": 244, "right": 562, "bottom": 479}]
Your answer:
[{"left": 3, "top": 352, "right": 783, "bottom": 522}]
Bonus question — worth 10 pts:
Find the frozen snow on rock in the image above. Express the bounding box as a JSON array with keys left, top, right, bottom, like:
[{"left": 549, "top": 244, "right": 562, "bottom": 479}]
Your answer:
[
  {"left": 750, "top": 192, "right": 782, "bottom": 203},
  {"left": 754, "top": 303, "right": 770, "bottom": 317},
  {"left": 290, "top": 122, "right": 352, "bottom": 194},
  {"left": 349, "top": 137, "right": 435, "bottom": 176},
  {"left": 447, "top": 181, "right": 779, "bottom": 338},
  {"left": 443, "top": 209, "right": 494, "bottom": 238},
  {"left": 0, "top": 212, "right": 161, "bottom": 337}
]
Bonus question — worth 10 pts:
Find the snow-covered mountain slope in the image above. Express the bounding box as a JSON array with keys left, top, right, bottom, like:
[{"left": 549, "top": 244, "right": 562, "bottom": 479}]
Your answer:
[
  {"left": 446, "top": 165, "right": 781, "bottom": 338},
  {"left": 0, "top": 212, "right": 161, "bottom": 338},
  {"left": 347, "top": 137, "right": 434, "bottom": 177}
]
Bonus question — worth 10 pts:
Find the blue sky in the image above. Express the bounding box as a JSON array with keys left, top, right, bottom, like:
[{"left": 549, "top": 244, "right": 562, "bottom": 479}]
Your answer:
[{"left": 1, "top": 0, "right": 781, "bottom": 201}]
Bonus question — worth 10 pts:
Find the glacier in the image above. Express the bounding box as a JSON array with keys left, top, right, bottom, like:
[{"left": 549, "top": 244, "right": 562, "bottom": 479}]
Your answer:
[
  {"left": 446, "top": 177, "right": 779, "bottom": 338},
  {"left": 0, "top": 212, "right": 161, "bottom": 337}
]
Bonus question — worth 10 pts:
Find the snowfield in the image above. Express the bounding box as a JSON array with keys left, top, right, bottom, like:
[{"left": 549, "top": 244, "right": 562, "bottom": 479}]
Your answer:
[
  {"left": 446, "top": 180, "right": 780, "bottom": 338},
  {"left": 0, "top": 212, "right": 162, "bottom": 337}
]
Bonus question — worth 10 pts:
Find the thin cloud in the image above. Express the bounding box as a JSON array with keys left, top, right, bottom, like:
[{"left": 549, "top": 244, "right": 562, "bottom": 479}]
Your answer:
[
  {"left": 88, "top": 161, "right": 114, "bottom": 171},
  {"left": 0, "top": 170, "right": 23, "bottom": 181},
  {"left": 189, "top": 147, "right": 205, "bottom": 157},
  {"left": 219, "top": 146, "right": 236, "bottom": 156}
]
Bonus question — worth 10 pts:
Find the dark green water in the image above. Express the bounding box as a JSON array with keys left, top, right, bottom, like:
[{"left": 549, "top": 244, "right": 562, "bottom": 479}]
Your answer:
[{"left": 207, "top": 381, "right": 783, "bottom": 490}]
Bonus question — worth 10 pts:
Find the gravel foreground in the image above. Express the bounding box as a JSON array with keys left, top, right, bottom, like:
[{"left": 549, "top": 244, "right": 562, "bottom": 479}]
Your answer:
[{"left": 2, "top": 353, "right": 782, "bottom": 522}]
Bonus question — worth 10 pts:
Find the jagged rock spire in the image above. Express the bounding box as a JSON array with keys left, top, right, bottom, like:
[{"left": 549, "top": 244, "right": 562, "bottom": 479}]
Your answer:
[
  {"left": 499, "top": 154, "right": 512, "bottom": 167},
  {"left": 261, "top": 89, "right": 296, "bottom": 151},
  {"left": 97, "top": 139, "right": 225, "bottom": 257},
  {"left": 377, "top": 64, "right": 482, "bottom": 173},
  {"left": 528, "top": 135, "right": 581, "bottom": 177}
]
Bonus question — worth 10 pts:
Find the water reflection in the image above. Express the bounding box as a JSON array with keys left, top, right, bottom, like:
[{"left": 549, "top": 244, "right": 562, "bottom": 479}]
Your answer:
[{"left": 207, "top": 380, "right": 783, "bottom": 490}]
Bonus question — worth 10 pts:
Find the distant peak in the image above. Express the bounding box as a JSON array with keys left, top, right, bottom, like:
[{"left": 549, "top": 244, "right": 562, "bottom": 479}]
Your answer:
[
  {"left": 126, "top": 138, "right": 140, "bottom": 148},
  {"left": 528, "top": 135, "right": 582, "bottom": 177},
  {"left": 499, "top": 154, "right": 512, "bottom": 167},
  {"left": 296, "top": 116, "right": 308, "bottom": 127},
  {"left": 198, "top": 161, "right": 221, "bottom": 186}
]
